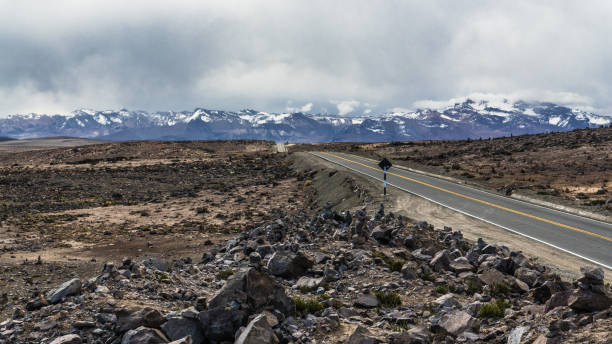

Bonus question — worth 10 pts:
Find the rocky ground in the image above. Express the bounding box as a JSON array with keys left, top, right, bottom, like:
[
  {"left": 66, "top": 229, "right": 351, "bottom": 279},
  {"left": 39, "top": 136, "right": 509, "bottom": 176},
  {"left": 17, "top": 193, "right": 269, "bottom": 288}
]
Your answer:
[
  {"left": 0, "top": 140, "right": 611, "bottom": 343},
  {"left": 1, "top": 203, "right": 610, "bottom": 343},
  {"left": 291, "top": 126, "right": 612, "bottom": 218}
]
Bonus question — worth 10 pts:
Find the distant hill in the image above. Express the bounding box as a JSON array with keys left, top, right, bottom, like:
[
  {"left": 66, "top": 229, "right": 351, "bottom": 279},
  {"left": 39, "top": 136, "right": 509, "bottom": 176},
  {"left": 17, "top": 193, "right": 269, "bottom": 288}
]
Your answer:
[
  {"left": 1, "top": 99, "right": 610, "bottom": 142},
  {"left": 0, "top": 137, "right": 15, "bottom": 142}
]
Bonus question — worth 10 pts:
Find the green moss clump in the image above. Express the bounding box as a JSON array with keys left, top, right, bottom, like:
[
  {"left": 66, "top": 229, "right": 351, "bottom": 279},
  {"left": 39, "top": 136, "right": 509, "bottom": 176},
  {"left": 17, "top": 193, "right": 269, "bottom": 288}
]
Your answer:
[
  {"left": 435, "top": 285, "right": 447, "bottom": 294},
  {"left": 422, "top": 272, "right": 436, "bottom": 282},
  {"left": 294, "top": 297, "right": 325, "bottom": 315},
  {"left": 479, "top": 299, "right": 510, "bottom": 318},
  {"left": 156, "top": 272, "right": 170, "bottom": 281},
  {"left": 216, "top": 269, "right": 235, "bottom": 280},
  {"left": 490, "top": 282, "right": 510, "bottom": 297},
  {"left": 391, "top": 319, "right": 411, "bottom": 332},
  {"left": 317, "top": 294, "right": 331, "bottom": 301},
  {"left": 465, "top": 279, "right": 482, "bottom": 295},
  {"left": 375, "top": 291, "right": 402, "bottom": 308},
  {"left": 372, "top": 251, "right": 404, "bottom": 272}
]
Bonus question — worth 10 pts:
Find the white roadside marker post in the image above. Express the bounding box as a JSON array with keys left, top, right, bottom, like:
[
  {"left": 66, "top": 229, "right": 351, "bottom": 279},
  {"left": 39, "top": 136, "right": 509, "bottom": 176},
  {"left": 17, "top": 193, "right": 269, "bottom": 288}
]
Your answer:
[{"left": 378, "top": 158, "right": 392, "bottom": 201}]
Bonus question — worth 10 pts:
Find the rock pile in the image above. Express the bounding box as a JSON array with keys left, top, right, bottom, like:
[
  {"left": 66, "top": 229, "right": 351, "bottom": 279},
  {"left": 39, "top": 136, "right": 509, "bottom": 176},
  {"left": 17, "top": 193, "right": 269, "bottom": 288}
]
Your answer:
[{"left": 1, "top": 205, "right": 610, "bottom": 343}]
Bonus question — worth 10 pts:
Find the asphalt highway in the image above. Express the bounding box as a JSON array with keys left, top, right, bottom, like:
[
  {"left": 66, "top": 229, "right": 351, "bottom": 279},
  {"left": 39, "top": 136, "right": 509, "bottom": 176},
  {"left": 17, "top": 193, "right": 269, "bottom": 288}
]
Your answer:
[{"left": 312, "top": 152, "right": 612, "bottom": 269}]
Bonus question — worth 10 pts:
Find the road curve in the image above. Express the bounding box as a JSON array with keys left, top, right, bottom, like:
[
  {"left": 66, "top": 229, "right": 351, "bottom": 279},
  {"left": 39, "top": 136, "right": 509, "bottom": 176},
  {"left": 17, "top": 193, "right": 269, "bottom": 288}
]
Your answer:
[
  {"left": 276, "top": 143, "right": 287, "bottom": 153},
  {"left": 312, "top": 152, "right": 612, "bottom": 269}
]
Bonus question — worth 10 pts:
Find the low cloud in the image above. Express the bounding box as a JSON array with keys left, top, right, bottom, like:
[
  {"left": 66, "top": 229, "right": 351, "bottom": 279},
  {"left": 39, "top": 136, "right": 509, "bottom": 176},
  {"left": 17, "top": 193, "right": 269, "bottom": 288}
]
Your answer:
[
  {"left": 413, "top": 91, "right": 596, "bottom": 112},
  {"left": 1, "top": 1, "right": 611, "bottom": 116},
  {"left": 286, "top": 102, "right": 313, "bottom": 113},
  {"left": 332, "top": 100, "right": 361, "bottom": 116}
]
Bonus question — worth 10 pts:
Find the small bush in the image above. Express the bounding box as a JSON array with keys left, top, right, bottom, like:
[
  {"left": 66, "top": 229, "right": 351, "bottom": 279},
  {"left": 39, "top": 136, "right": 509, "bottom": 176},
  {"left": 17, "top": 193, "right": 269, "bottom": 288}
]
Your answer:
[
  {"left": 388, "top": 259, "right": 404, "bottom": 272},
  {"left": 422, "top": 302, "right": 436, "bottom": 313},
  {"left": 490, "top": 282, "right": 510, "bottom": 297},
  {"left": 216, "top": 269, "right": 235, "bottom": 280},
  {"left": 586, "top": 199, "right": 606, "bottom": 206},
  {"left": 479, "top": 299, "right": 510, "bottom": 318},
  {"left": 391, "top": 319, "right": 411, "bottom": 332},
  {"left": 375, "top": 291, "right": 402, "bottom": 308},
  {"left": 372, "top": 251, "right": 404, "bottom": 272},
  {"left": 435, "top": 286, "right": 447, "bottom": 294},
  {"left": 422, "top": 272, "right": 435, "bottom": 282},
  {"left": 156, "top": 272, "right": 170, "bottom": 281},
  {"left": 465, "top": 280, "right": 482, "bottom": 295},
  {"left": 317, "top": 294, "right": 331, "bottom": 301},
  {"left": 294, "top": 297, "right": 325, "bottom": 315}
]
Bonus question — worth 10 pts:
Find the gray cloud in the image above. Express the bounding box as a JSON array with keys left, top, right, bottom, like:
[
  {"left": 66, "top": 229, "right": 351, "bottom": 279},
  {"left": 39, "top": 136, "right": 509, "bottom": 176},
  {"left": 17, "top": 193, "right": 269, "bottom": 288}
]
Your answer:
[{"left": 1, "top": 0, "right": 611, "bottom": 117}]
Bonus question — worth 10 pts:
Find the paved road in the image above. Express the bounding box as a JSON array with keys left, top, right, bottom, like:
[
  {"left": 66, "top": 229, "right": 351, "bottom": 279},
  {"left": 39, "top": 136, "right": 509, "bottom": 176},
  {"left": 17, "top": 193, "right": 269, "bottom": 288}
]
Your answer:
[
  {"left": 276, "top": 143, "right": 287, "bottom": 153},
  {"left": 312, "top": 152, "right": 612, "bottom": 269}
]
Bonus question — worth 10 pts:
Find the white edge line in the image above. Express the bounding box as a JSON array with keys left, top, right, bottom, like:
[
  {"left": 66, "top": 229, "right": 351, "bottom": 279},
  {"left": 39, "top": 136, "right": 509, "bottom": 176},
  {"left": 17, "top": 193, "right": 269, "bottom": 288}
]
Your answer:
[
  {"left": 340, "top": 152, "right": 612, "bottom": 227},
  {"left": 312, "top": 152, "right": 612, "bottom": 270}
]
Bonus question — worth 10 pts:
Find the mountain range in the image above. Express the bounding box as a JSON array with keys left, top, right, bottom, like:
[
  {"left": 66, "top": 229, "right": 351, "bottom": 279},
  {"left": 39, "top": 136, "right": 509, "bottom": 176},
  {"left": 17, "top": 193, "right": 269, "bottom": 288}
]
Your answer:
[{"left": 1, "top": 99, "right": 610, "bottom": 142}]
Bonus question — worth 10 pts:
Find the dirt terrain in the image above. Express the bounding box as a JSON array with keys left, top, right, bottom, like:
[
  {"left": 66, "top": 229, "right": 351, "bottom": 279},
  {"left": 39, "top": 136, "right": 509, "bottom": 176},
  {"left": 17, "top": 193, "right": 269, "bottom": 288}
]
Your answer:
[
  {"left": 0, "top": 137, "right": 111, "bottom": 155},
  {"left": 0, "top": 139, "right": 609, "bottom": 344},
  {"left": 292, "top": 126, "right": 612, "bottom": 218},
  {"left": 0, "top": 140, "right": 300, "bottom": 320}
]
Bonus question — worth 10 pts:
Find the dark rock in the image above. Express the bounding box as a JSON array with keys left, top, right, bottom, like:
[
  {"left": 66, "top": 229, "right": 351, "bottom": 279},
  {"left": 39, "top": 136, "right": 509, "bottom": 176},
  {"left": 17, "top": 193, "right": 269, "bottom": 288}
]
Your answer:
[
  {"left": 142, "top": 258, "right": 170, "bottom": 272},
  {"left": 514, "top": 267, "right": 539, "bottom": 287},
  {"left": 431, "top": 310, "right": 479, "bottom": 337},
  {"left": 403, "top": 235, "right": 417, "bottom": 249},
  {"left": 313, "top": 252, "right": 331, "bottom": 264},
  {"left": 401, "top": 261, "right": 418, "bottom": 280},
  {"left": 477, "top": 268, "right": 506, "bottom": 286},
  {"left": 194, "top": 297, "right": 207, "bottom": 312},
  {"left": 161, "top": 317, "right": 204, "bottom": 344},
  {"left": 449, "top": 257, "right": 473, "bottom": 273},
  {"left": 389, "top": 326, "right": 430, "bottom": 343},
  {"left": 533, "top": 280, "right": 563, "bottom": 303},
  {"left": 49, "top": 334, "right": 82, "bottom": 344},
  {"left": 73, "top": 321, "right": 96, "bottom": 328},
  {"left": 267, "top": 250, "right": 313, "bottom": 278},
  {"left": 168, "top": 338, "right": 192, "bottom": 344},
  {"left": 434, "top": 294, "right": 460, "bottom": 309},
  {"left": 429, "top": 250, "right": 450, "bottom": 272},
  {"left": 256, "top": 245, "right": 275, "bottom": 258},
  {"left": 567, "top": 289, "right": 612, "bottom": 312},
  {"left": 26, "top": 296, "right": 48, "bottom": 311},
  {"left": 354, "top": 293, "right": 379, "bottom": 309},
  {"left": 480, "top": 244, "right": 497, "bottom": 255},
  {"left": 208, "top": 268, "right": 295, "bottom": 315},
  {"left": 46, "top": 278, "right": 82, "bottom": 304},
  {"left": 116, "top": 307, "right": 166, "bottom": 333},
  {"left": 374, "top": 204, "right": 384, "bottom": 221},
  {"left": 578, "top": 266, "right": 604, "bottom": 285},
  {"left": 370, "top": 225, "right": 392, "bottom": 244},
  {"left": 199, "top": 307, "right": 246, "bottom": 342},
  {"left": 235, "top": 313, "right": 279, "bottom": 344},
  {"left": 265, "top": 223, "right": 286, "bottom": 243},
  {"left": 121, "top": 326, "right": 169, "bottom": 344},
  {"left": 544, "top": 291, "right": 571, "bottom": 312},
  {"left": 296, "top": 276, "right": 324, "bottom": 291},
  {"left": 346, "top": 325, "right": 380, "bottom": 344}
]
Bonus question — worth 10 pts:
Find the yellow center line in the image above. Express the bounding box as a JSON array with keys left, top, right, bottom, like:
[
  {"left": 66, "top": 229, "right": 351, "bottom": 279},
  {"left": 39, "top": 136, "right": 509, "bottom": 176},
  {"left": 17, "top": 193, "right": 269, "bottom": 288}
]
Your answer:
[{"left": 324, "top": 152, "right": 612, "bottom": 243}]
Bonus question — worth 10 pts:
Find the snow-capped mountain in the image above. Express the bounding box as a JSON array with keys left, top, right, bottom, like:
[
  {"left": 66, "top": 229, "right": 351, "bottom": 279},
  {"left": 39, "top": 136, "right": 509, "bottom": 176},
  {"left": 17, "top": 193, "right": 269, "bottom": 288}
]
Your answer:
[{"left": 1, "top": 99, "right": 610, "bottom": 142}]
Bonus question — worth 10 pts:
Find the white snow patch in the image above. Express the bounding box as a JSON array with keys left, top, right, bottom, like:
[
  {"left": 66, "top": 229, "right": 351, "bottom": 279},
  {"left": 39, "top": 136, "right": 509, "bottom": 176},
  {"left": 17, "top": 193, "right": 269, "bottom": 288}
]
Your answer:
[
  {"left": 548, "top": 117, "right": 562, "bottom": 125},
  {"left": 523, "top": 108, "right": 538, "bottom": 116},
  {"left": 440, "top": 114, "right": 460, "bottom": 122},
  {"left": 588, "top": 116, "right": 610, "bottom": 125}
]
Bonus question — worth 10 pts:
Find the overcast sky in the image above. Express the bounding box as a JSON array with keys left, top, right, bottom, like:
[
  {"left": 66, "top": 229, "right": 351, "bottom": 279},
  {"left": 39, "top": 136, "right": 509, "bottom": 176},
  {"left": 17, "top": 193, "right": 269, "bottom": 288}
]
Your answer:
[{"left": 1, "top": 0, "right": 611, "bottom": 117}]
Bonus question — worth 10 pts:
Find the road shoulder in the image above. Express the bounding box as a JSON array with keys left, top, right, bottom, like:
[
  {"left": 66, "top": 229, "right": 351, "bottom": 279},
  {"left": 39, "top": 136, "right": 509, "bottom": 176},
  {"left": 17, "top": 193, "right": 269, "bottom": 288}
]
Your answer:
[{"left": 301, "top": 152, "right": 611, "bottom": 282}]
